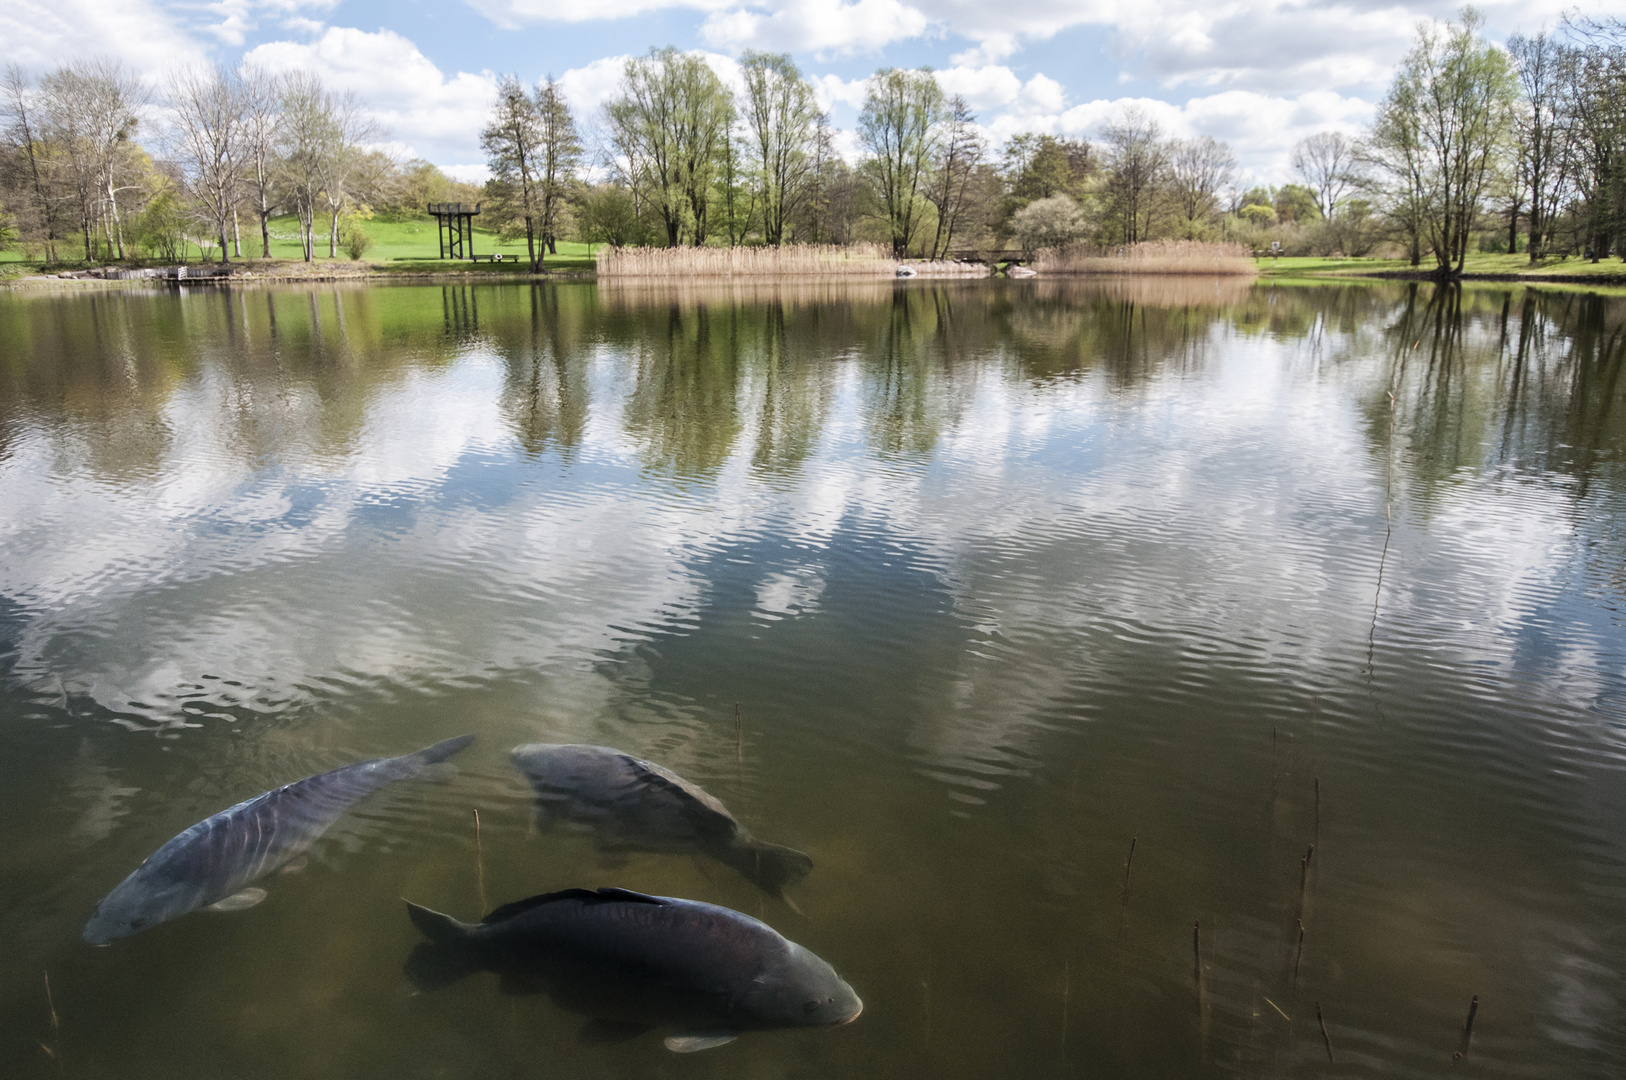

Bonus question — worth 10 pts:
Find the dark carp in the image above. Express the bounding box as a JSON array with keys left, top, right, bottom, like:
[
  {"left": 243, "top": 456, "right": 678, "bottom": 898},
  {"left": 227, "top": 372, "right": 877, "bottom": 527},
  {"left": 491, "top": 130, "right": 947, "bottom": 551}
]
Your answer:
[
  {"left": 404, "top": 887, "right": 860, "bottom": 1052},
  {"left": 83, "top": 734, "right": 475, "bottom": 945},
  {"left": 510, "top": 743, "right": 813, "bottom": 897}
]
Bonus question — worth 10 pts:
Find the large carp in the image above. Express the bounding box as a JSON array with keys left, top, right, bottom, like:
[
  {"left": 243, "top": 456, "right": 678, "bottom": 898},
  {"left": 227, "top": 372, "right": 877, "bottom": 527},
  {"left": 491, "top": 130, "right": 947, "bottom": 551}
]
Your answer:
[
  {"left": 83, "top": 734, "right": 475, "bottom": 945},
  {"left": 404, "top": 887, "right": 861, "bottom": 1052},
  {"left": 510, "top": 743, "right": 813, "bottom": 897}
]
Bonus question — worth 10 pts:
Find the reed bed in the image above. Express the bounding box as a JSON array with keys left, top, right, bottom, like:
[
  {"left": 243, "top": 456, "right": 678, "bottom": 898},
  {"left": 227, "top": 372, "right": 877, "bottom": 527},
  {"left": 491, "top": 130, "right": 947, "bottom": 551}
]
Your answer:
[
  {"left": 597, "top": 243, "right": 895, "bottom": 278},
  {"left": 1033, "top": 239, "right": 1257, "bottom": 276}
]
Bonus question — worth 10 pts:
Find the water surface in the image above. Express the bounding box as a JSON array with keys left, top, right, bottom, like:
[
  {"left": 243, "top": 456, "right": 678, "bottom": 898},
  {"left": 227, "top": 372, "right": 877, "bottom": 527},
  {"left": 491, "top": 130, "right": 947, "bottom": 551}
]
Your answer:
[{"left": 3, "top": 277, "right": 1626, "bottom": 1078}]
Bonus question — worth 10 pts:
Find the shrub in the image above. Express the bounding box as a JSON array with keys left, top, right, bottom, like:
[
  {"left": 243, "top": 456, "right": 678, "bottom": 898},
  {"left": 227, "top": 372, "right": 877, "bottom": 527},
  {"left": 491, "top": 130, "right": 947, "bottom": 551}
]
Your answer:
[
  {"left": 1010, "top": 195, "right": 1087, "bottom": 255},
  {"left": 342, "top": 227, "right": 374, "bottom": 261}
]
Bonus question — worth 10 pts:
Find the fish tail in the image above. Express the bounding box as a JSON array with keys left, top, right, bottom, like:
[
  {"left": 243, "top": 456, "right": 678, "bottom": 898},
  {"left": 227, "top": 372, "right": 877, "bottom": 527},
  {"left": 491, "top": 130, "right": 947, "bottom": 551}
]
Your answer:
[
  {"left": 733, "top": 839, "right": 814, "bottom": 897},
  {"left": 403, "top": 901, "right": 482, "bottom": 990},
  {"left": 414, "top": 735, "right": 476, "bottom": 766}
]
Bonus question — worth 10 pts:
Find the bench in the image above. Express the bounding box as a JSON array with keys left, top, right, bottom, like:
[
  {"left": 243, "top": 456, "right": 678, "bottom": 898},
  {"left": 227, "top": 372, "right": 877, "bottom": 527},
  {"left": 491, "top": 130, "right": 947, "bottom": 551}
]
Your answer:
[{"left": 470, "top": 253, "right": 507, "bottom": 263}]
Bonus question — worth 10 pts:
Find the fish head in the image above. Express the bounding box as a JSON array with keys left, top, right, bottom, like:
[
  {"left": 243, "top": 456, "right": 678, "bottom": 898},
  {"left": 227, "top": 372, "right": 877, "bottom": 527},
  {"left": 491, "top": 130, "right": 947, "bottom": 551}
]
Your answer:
[
  {"left": 509, "top": 743, "right": 573, "bottom": 784},
  {"left": 743, "top": 941, "right": 862, "bottom": 1028},
  {"left": 82, "top": 868, "right": 200, "bottom": 945}
]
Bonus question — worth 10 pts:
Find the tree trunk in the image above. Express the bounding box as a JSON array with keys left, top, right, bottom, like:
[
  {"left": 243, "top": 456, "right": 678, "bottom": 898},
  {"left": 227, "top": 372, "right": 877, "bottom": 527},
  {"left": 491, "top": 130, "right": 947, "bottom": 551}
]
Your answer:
[{"left": 233, "top": 207, "right": 241, "bottom": 259}]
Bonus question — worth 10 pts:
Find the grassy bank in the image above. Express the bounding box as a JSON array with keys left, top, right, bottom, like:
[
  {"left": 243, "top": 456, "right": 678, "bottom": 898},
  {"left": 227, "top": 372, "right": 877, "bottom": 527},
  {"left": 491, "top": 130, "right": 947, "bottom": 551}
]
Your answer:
[
  {"left": 0, "top": 214, "right": 598, "bottom": 274},
  {"left": 1256, "top": 252, "right": 1626, "bottom": 282}
]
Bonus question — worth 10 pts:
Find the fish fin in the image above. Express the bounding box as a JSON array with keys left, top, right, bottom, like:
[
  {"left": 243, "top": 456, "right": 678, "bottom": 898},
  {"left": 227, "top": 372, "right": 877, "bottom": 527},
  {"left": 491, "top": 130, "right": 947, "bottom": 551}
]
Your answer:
[
  {"left": 497, "top": 972, "right": 547, "bottom": 996},
  {"left": 780, "top": 893, "right": 806, "bottom": 917},
  {"left": 414, "top": 735, "right": 476, "bottom": 765},
  {"left": 206, "top": 887, "right": 267, "bottom": 912},
  {"left": 278, "top": 854, "right": 309, "bottom": 875},
  {"left": 481, "top": 888, "right": 665, "bottom": 924},
  {"left": 734, "top": 840, "right": 813, "bottom": 896},
  {"left": 579, "top": 1019, "right": 654, "bottom": 1044},
  {"left": 664, "top": 1033, "right": 738, "bottom": 1053},
  {"left": 405, "top": 900, "right": 472, "bottom": 945}
]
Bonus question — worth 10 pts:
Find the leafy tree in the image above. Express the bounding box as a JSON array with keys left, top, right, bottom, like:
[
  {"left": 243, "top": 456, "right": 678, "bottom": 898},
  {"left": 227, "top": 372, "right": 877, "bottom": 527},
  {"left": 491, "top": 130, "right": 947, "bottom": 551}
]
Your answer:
[
  {"left": 1, "top": 64, "right": 65, "bottom": 262},
  {"left": 607, "top": 48, "right": 735, "bottom": 246},
  {"left": 1507, "top": 31, "right": 1570, "bottom": 261},
  {"left": 535, "top": 77, "right": 581, "bottom": 256},
  {"left": 1368, "top": 9, "right": 1518, "bottom": 276},
  {"left": 740, "top": 51, "right": 820, "bottom": 245},
  {"left": 576, "top": 183, "right": 642, "bottom": 248},
  {"left": 1273, "top": 183, "right": 1321, "bottom": 224},
  {"left": 1010, "top": 194, "right": 1086, "bottom": 254},
  {"left": 858, "top": 67, "right": 943, "bottom": 257}
]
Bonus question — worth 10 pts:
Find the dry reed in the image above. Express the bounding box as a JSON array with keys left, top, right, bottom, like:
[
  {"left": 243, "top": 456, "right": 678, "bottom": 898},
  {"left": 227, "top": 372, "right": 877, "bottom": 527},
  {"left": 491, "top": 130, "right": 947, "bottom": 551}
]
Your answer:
[
  {"left": 597, "top": 243, "right": 895, "bottom": 279},
  {"left": 1032, "top": 239, "right": 1257, "bottom": 277}
]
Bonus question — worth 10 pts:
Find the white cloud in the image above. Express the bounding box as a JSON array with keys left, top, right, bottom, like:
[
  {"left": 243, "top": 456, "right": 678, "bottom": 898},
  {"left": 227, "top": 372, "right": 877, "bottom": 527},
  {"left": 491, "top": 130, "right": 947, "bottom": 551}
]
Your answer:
[
  {"left": 701, "top": 0, "right": 931, "bottom": 55},
  {"left": 558, "top": 55, "right": 633, "bottom": 119},
  {"left": 464, "top": 0, "right": 731, "bottom": 29},
  {"left": 949, "top": 33, "right": 1019, "bottom": 66},
  {"left": 243, "top": 27, "right": 499, "bottom": 159},
  {"left": 812, "top": 73, "right": 869, "bottom": 111},
  {"left": 0, "top": 0, "right": 199, "bottom": 74}
]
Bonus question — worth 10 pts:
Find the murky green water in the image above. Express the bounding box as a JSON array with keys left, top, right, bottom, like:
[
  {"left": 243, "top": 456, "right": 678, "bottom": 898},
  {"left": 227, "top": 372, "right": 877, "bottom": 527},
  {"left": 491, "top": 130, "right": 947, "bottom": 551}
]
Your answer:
[{"left": 3, "top": 276, "right": 1625, "bottom": 1078}]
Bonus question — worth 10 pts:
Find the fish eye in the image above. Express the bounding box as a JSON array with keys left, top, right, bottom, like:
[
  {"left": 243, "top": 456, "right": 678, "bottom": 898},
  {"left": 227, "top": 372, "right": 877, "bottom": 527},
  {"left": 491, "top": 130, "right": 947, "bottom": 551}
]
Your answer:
[{"left": 803, "top": 999, "right": 820, "bottom": 1012}]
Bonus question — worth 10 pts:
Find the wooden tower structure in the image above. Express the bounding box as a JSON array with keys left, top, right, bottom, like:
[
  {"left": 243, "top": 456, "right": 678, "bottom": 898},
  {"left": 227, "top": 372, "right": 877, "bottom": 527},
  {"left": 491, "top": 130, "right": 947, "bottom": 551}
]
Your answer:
[{"left": 427, "top": 203, "right": 480, "bottom": 260}]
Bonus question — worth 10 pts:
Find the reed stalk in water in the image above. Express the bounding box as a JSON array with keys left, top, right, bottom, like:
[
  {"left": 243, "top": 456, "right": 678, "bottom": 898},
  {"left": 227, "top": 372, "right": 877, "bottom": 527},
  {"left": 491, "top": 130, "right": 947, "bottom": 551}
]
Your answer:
[
  {"left": 41, "top": 969, "right": 62, "bottom": 1074},
  {"left": 735, "top": 702, "right": 743, "bottom": 764},
  {"left": 1455, "top": 995, "right": 1479, "bottom": 1059},
  {"left": 473, "top": 809, "right": 488, "bottom": 913},
  {"left": 1317, "top": 1001, "right": 1334, "bottom": 1061},
  {"left": 1293, "top": 919, "right": 1306, "bottom": 988}
]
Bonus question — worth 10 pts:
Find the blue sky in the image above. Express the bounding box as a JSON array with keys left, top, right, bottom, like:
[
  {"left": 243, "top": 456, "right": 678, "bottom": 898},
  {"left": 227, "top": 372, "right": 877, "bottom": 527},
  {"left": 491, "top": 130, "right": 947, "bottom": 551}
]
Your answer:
[{"left": 5, "top": 0, "right": 1612, "bottom": 183}]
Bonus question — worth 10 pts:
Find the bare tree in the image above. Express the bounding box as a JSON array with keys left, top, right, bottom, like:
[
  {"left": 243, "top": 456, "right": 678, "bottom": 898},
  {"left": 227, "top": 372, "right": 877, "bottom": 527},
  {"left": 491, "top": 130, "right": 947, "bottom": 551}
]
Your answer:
[
  {"left": 1559, "top": 16, "right": 1625, "bottom": 260},
  {"left": 858, "top": 67, "right": 943, "bottom": 257},
  {"left": 276, "top": 71, "right": 334, "bottom": 261},
  {"left": 1099, "top": 107, "right": 1167, "bottom": 244},
  {"left": 1291, "top": 131, "right": 1358, "bottom": 219},
  {"left": 238, "top": 65, "right": 281, "bottom": 259},
  {"left": 1507, "top": 32, "right": 1572, "bottom": 261},
  {"left": 925, "top": 94, "right": 984, "bottom": 258},
  {"left": 316, "top": 93, "right": 380, "bottom": 259},
  {"left": 1168, "top": 135, "right": 1235, "bottom": 237},
  {"left": 740, "top": 51, "right": 820, "bottom": 246},
  {"left": 42, "top": 59, "right": 146, "bottom": 261},
  {"left": 168, "top": 65, "right": 244, "bottom": 264}
]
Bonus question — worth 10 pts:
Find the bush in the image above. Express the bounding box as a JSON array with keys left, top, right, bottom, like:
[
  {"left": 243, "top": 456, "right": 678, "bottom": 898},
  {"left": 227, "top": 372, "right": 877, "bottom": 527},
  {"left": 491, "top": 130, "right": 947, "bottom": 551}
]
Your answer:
[
  {"left": 342, "top": 226, "right": 374, "bottom": 261},
  {"left": 0, "top": 201, "right": 16, "bottom": 253},
  {"left": 1010, "top": 195, "right": 1087, "bottom": 255}
]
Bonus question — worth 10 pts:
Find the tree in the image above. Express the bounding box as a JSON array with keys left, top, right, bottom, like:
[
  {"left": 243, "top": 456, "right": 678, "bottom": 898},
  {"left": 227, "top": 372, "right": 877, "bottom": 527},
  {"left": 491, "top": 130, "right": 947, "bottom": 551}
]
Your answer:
[
  {"left": 1367, "top": 9, "right": 1518, "bottom": 276},
  {"left": 1507, "top": 32, "right": 1570, "bottom": 261},
  {"left": 1010, "top": 195, "right": 1086, "bottom": 254},
  {"left": 1099, "top": 107, "right": 1167, "bottom": 244},
  {"left": 606, "top": 48, "right": 734, "bottom": 246},
  {"left": 168, "top": 65, "right": 244, "bottom": 264},
  {"left": 276, "top": 71, "right": 336, "bottom": 261},
  {"left": 740, "top": 51, "right": 820, "bottom": 246},
  {"left": 1559, "top": 17, "right": 1626, "bottom": 261},
  {"left": 238, "top": 65, "right": 282, "bottom": 259},
  {"left": 535, "top": 77, "right": 581, "bottom": 256},
  {"left": 1274, "top": 183, "right": 1321, "bottom": 224},
  {"left": 1168, "top": 135, "right": 1235, "bottom": 237},
  {"left": 1291, "top": 132, "right": 1358, "bottom": 219},
  {"left": 1009, "top": 134, "right": 1091, "bottom": 204},
  {"left": 857, "top": 67, "right": 943, "bottom": 257},
  {"left": 1, "top": 64, "right": 64, "bottom": 262},
  {"left": 482, "top": 75, "right": 545, "bottom": 270},
  {"left": 576, "top": 183, "right": 641, "bottom": 248},
  {"left": 924, "top": 95, "right": 985, "bottom": 258},
  {"left": 41, "top": 59, "right": 146, "bottom": 261}
]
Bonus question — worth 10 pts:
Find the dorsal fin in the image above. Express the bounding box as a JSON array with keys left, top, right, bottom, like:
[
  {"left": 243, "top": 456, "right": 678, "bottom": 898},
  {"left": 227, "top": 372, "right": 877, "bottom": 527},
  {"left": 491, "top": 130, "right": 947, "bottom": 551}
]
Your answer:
[
  {"left": 481, "top": 887, "right": 666, "bottom": 924},
  {"left": 621, "top": 756, "right": 738, "bottom": 839}
]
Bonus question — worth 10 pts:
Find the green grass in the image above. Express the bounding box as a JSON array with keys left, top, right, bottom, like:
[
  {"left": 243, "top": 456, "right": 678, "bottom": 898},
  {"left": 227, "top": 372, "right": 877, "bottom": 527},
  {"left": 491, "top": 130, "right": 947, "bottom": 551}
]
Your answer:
[
  {"left": 1256, "top": 252, "right": 1626, "bottom": 279},
  {"left": 0, "top": 214, "right": 599, "bottom": 272}
]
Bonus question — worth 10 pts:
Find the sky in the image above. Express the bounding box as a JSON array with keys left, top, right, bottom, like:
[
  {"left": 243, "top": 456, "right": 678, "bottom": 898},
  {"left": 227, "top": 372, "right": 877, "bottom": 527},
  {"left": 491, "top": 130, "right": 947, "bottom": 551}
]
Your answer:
[{"left": 2, "top": 0, "right": 1614, "bottom": 185}]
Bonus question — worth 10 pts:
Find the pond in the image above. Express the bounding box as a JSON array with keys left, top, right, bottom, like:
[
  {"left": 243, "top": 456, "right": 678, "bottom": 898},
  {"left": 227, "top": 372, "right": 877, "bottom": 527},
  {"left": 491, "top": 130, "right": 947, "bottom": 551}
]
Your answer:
[{"left": 2, "top": 276, "right": 1625, "bottom": 1078}]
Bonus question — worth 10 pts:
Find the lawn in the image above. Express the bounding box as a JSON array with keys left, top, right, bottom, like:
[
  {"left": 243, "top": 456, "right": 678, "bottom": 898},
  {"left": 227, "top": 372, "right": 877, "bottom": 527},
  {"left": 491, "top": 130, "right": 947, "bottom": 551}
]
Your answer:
[
  {"left": 1256, "top": 252, "right": 1626, "bottom": 279},
  {"left": 0, "top": 214, "right": 599, "bottom": 272}
]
